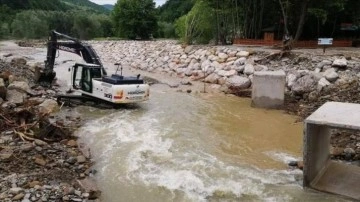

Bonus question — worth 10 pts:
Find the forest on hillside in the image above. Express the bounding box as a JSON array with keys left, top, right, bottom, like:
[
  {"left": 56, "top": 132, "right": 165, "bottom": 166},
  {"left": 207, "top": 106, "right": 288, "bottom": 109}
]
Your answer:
[{"left": 0, "top": 0, "right": 359, "bottom": 45}]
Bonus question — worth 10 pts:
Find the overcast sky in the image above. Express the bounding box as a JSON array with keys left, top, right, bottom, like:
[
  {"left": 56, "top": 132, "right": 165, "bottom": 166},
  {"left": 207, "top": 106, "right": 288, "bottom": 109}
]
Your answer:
[{"left": 89, "top": 0, "right": 166, "bottom": 6}]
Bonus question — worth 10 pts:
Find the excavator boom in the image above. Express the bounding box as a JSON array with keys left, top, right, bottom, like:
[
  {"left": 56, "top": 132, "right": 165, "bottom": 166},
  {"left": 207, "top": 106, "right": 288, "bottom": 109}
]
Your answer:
[{"left": 37, "top": 30, "right": 107, "bottom": 84}]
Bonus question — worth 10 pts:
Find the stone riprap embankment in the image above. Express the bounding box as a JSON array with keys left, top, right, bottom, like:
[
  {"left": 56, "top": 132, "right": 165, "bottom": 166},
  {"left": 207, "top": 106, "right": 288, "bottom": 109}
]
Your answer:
[{"left": 90, "top": 40, "right": 360, "bottom": 97}]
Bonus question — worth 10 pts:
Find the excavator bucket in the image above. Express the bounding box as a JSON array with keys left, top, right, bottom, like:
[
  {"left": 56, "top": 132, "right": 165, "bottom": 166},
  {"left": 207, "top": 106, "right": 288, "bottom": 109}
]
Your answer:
[{"left": 35, "top": 67, "right": 56, "bottom": 85}]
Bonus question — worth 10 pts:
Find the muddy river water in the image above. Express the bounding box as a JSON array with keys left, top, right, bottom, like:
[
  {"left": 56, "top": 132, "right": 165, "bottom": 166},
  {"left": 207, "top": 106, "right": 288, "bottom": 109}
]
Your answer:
[{"left": 75, "top": 86, "right": 349, "bottom": 202}]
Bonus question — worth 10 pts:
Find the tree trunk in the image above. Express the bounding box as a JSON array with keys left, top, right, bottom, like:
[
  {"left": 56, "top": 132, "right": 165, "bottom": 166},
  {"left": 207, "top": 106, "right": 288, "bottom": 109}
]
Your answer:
[
  {"left": 278, "top": 0, "right": 289, "bottom": 36},
  {"left": 294, "top": 0, "right": 309, "bottom": 41}
]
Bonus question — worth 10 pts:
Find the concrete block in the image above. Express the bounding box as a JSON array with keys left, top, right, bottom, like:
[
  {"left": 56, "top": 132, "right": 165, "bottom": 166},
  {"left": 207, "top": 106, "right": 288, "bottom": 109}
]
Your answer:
[
  {"left": 304, "top": 102, "right": 360, "bottom": 200},
  {"left": 251, "top": 70, "right": 285, "bottom": 109}
]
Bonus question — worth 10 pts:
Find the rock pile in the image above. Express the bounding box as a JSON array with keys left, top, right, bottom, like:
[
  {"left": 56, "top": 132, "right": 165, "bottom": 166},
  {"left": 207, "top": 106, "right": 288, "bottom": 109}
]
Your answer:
[{"left": 0, "top": 59, "right": 101, "bottom": 201}]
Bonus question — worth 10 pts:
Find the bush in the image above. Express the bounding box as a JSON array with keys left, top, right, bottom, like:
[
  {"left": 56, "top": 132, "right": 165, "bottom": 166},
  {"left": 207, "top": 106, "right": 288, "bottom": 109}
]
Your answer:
[{"left": 157, "top": 21, "right": 176, "bottom": 38}]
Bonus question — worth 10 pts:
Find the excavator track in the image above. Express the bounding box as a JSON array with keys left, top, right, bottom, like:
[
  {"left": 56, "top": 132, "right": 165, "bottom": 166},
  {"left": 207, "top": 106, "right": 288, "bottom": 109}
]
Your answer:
[{"left": 56, "top": 94, "right": 119, "bottom": 109}]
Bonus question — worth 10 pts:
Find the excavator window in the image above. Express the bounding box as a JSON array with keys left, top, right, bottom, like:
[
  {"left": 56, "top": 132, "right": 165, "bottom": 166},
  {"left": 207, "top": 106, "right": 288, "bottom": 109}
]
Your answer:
[
  {"left": 91, "top": 67, "right": 102, "bottom": 78},
  {"left": 73, "top": 65, "right": 83, "bottom": 89},
  {"left": 82, "top": 68, "right": 92, "bottom": 92}
]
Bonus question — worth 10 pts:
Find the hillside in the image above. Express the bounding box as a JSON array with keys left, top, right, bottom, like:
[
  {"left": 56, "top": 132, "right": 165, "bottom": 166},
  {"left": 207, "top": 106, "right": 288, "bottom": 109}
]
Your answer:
[
  {"left": 0, "top": 0, "right": 67, "bottom": 11},
  {"left": 0, "top": 0, "right": 109, "bottom": 14},
  {"left": 61, "top": 0, "right": 110, "bottom": 14},
  {"left": 102, "top": 4, "right": 114, "bottom": 11}
]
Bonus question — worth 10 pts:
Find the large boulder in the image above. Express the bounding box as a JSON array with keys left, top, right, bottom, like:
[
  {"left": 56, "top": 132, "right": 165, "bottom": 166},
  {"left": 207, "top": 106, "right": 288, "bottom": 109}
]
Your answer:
[
  {"left": 291, "top": 75, "right": 317, "bottom": 95},
  {"left": 323, "top": 68, "right": 339, "bottom": 82},
  {"left": 234, "top": 57, "right": 246, "bottom": 66},
  {"left": 318, "top": 77, "right": 331, "bottom": 91},
  {"left": 286, "top": 73, "right": 297, "bottom": 88},
  {"left": 6, "top": 89, "right": 26, "bottom": 105},
  {"left": 332, "top": 58, "right": 347, "bottom": 68},
  {"left": 218, "top": 52, "right": 228, "bottom": 60},
  {"left": 236, "top": 51, "right": 250, "bottom": 57},
  {"left": 0, "top": 71, "right": 12, "bottom": 82},
  {"left": 225, "top": 75, "right": 251, "bottom": 91},
  {"left": 0, "top": 78, "right": 6, "bottom": 100},
  {"left": 38, "top": 99, "right": 59, "bottom": 115},
  {"left": 244, "top": 63, "right": 254, "bottom": 75},
  {"left": 10, "top": 57, "right": 27, "bottom": 66},
  {"left": 204, "top": 73, "right": 219, "bottom": 84},
  {"left": 7, "top": 81, "right": 31, "bottom": 93}
]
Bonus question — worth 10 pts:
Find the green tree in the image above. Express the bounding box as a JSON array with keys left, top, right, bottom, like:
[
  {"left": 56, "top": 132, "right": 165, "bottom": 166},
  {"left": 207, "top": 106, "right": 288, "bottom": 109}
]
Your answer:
[
  {"left": 72, "top": 12, "right": 102, "bottom": 39},
  {"left": 112, "top": 0, "right": 157, "bottom": 39},
  {"left": 11, "top": 10, "right": 49, "bottom": 39},
  {"left": 175, "top": 0, "right": 214, "bottom": 44},
  {"left": 0, "top": 5, "right": 13, "bottom": 39},
  {"left": 158, "top": 0, "right": 194, "bottom": 23},
  {"left": 156, "top": 21, "right": 176, "bottom": 38}
]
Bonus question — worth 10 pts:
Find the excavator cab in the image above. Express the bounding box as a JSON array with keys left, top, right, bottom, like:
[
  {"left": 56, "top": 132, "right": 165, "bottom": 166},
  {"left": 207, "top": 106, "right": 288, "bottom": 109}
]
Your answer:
[{"left": 72, "top": 63, "right": 102, "bottom": 93}]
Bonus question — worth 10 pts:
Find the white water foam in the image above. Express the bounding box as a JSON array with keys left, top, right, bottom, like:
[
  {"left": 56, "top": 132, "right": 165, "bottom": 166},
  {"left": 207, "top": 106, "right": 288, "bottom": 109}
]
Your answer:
[{"left": 78, "top": 108, "right": 302, "bottom": 201}]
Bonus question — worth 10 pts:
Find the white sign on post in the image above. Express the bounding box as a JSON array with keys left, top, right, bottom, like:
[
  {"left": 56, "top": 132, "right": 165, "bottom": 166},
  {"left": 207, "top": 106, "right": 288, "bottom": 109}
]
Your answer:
[
  {"left": 318, "top": 38, "right": 333, "bottom": 53},
  {"left": 318, "top": 38, "right": 333, "bottom": 45}
]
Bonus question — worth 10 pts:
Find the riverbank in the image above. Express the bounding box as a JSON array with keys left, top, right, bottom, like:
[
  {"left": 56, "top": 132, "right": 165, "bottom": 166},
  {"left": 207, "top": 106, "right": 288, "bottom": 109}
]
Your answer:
[{"left": 0, "top": 56, "right": 101, "bottom": 201}]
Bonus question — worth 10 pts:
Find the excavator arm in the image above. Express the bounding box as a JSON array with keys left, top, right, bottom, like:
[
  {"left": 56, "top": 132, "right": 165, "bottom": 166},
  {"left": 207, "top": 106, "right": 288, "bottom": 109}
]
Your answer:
[{"left": 38, "top": 30, "right": 107, "bottom": 84}]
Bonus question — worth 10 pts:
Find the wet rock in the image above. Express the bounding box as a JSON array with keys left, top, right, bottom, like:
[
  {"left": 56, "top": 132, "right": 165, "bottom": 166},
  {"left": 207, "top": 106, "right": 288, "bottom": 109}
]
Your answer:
[
  {"left": 244, "top": 63, "right": 254, "bottom": 75},
  {"left": 27, "top": 97, "right": 45, "bottom": 105},
  {"left": 67, "top": 140, "right": 78, "bottom": 147},
  {"left": 6, "top": 89, "right": 26, "bottom": 105},
  {"left": 12, "top": 193, "right": 25, "bottom": 200},
  {"left": 38, "top": 99, "right": 59, "bottom": 115},
  {"left": 226, "top": 75, "right": 251, "bottom": 90},
  {"left": 323, "top": 68, "right": 339, "bottom": 82},
  {"left": 291, "top": 75, "right": 317, "bottom": 95},
  {"left": 0, "top": 192, "right": 7, "bottom": 200},
  {"left": 332, "top": 58, "right": 347, "bottom": 68},
  {"left": 0, "top": 78, "right": 6, "bottom": 100},
  {"left": 236, "top": 51, "right": 249, "bottom": 57},
  {"left": 317, "top": 77, "right": 331, "bottom": 91},
  {"left": 344, "top": 148, "right": 355, "bottom": 155},
  {"left": 9, "top": 187, "right": 24, "bottom": 195},
  {"left": 234, "top": 57, "right": 246, "bottom": 66},
  {"left": 20, "top": 144, "right": 34, "bottom": 152},
  {"left": 11, "top": 57, "right": 27, "bottom": 66},
  {"left": 35, "top": 146, "right": 42, "bottom": 152},
  {"left": 74, "top": 190, "right": 82, "bottom": 197},
  {"left": 0, "top": 149, "right": 13, "bottom": 162},
  {"left": 77, "top": 155, "right": 86, "bottom": 164},
  {"left": 286, "top": 73, "right": 297, "bottom": 88},
  {"left": 34, "top": 157, "right": 46, "bottom": 166},
  {"left": 218, "top": 53, "right": 228, "bottom": 60},
  {"left": 67, "top": 157, "right": 77, "bottom": 164},
  {"left": 184, "top": 46, "right": 193, "bottom": 54},
  {"left": 34, "top": 139, "right": 48, "bottom": 147},
  {"left": 330, "top": 147, "right": 343, "bottom": 156},
  {"left": 204, "top": 73, "right": 219, "bottom": 84},
  {"left": 7, "top": 81, "right": 31, "bottom": 93},
  {"left": 77, "top": 178, "right": 101, "bottom": 199},
  {"left": 28, "top": 181, "right": 41, "bottom": 188}
]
